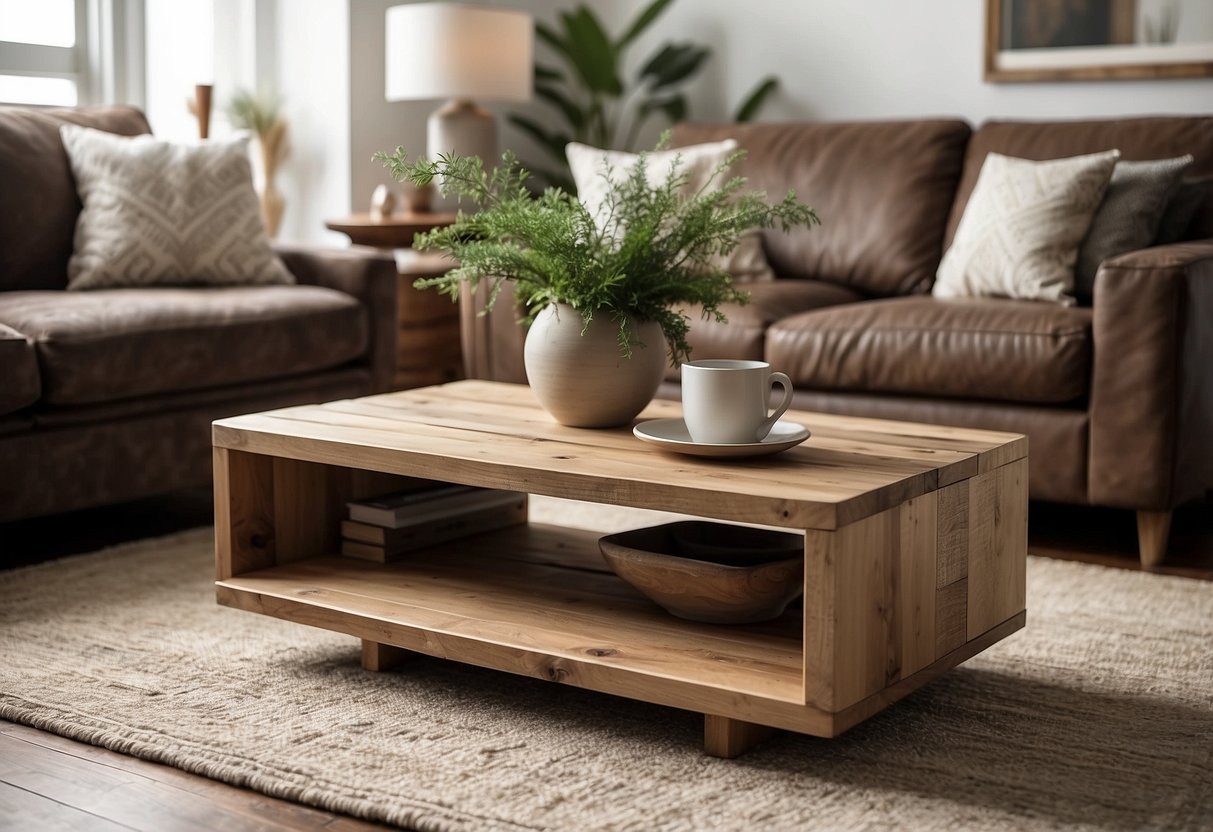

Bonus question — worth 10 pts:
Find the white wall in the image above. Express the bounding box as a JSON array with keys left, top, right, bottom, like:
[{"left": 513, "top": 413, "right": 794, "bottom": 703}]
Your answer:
[
  {"left": 348, "top": 0, "right": 435, "bottom": 216},
  {"left": 272, "top": 0, "right": 350, "bottom": 245},
  {"left": 632, "top": 0, "right": 1213, "bottom": 124},
  {"left": 295, "top": 0, "right": 1213, "bottom": 244},
  {"left": 137, "top": 0, "right": 1213, "bottom": 244}
]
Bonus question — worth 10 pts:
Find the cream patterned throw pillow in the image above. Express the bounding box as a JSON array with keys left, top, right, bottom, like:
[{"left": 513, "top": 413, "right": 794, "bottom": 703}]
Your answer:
[
  {"left": 934, "top": 150, "right": 1120, "bottom": 305},
  {"left": 60, "top": 125, "right": 293, "bottom": 290},
  {"left": 566, "top": 140, "right": 775, "bottom": 282}
]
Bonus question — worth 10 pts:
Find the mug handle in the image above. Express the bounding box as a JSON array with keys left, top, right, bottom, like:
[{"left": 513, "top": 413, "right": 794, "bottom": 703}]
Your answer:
[{"left": 756, "top": 372, "right": 793, "bottom": 441}]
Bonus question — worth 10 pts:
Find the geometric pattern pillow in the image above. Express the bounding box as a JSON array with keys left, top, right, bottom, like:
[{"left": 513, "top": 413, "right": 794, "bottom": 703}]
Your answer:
[
  {"left": 933, "top": 150, "right": 1120, "bottom": 306},
  {"left": 1073, "top": 155, "right": 1193, "bottom": 300},
  {"left": 566, "top": 140, "right": 775, "bottom": 282},
  {"left": 60, "top": 125, "right": 293, "bottom": 290}
]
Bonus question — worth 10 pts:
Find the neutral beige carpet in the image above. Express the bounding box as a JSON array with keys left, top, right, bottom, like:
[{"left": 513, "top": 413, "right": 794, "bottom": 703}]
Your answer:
[{"left": 1, "top": 497, "right": 1211, "bottom": 831}]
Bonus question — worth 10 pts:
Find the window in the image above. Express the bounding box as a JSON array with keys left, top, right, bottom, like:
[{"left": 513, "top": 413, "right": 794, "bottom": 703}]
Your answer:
[
  {"left": 0, "top": 0, "right": 85, "bottom": 105},
  {"left": 143, "top": 0, "right": 214, "bottom": 139}
]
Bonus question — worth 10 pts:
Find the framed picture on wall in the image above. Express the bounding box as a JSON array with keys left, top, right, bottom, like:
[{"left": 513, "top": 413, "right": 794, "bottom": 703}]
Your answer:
[{"left": 985, "top": 0, "right": 1213, "bottom": 81}]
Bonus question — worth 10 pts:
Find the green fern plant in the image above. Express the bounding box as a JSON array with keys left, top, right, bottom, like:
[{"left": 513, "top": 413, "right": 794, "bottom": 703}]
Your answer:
[
  {"left": 511, "top": 0, "right": 779, "bottom": 191},
  {"left": 375, "top": 138, "right": 818, "bottom": 364}
]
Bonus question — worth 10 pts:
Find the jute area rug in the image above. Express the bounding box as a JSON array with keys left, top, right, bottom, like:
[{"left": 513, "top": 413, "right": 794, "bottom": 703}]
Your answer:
[{"left": 1, "top": 497, "right": 1211, "bottom": 831}]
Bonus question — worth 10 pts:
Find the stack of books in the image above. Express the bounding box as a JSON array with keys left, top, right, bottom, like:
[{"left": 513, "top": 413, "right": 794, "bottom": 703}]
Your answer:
[{"left": 341, "top": 484, "right": 526, "bottom": 562}]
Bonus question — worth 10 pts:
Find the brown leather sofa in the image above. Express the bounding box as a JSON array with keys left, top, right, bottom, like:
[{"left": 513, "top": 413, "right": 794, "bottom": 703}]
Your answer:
[
  {"left": 0, "top": 105, "right": 397, "bottom": 523},
  {"left": 461, "top": 116, "right": 1213, "bottom": 566}
]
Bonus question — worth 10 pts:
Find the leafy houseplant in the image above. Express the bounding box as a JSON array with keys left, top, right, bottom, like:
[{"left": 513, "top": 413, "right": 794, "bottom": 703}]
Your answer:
[
  {"left": 511, "top": 0, "right": 778, "bottom": 192},
  {"left": 375, "top": 139, "right": 818, "bottom": 426}
]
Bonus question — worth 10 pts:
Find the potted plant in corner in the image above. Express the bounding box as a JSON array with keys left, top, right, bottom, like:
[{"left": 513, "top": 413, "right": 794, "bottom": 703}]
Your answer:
[{"left": 374, "top": 139, "right": 818, "bottom": 427}]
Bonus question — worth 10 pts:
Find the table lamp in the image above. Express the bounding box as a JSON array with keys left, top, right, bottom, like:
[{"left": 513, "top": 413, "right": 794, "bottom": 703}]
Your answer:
[{"left": 385, "top": 2, "right": 533, "bottom": 166}]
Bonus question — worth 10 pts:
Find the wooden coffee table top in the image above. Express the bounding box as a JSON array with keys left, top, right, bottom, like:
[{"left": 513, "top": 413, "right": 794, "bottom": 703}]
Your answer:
[{"left": 214, "top": 381, "right": 1025, "bottom": 531}]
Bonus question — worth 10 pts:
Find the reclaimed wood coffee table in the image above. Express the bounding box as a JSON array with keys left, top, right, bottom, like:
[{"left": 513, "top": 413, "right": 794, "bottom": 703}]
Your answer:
[{"left": 213, "top": 380, "right": 1027, "bottom": 758}]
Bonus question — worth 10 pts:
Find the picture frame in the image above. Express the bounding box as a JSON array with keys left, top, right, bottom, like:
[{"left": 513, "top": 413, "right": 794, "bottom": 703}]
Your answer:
[{"left": 984, "top": 0, "right": 1213, "bottom": 82}]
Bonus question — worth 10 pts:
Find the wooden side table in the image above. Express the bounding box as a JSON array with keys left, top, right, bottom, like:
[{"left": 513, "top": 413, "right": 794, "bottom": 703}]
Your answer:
[{"left": 325, "top": 212, "right": 460, "bottom": 389}]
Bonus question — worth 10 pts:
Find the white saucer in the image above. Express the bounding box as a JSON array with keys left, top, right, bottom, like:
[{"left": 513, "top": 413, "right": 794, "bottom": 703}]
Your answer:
[{"left": 633, "top": 418, "right": 811, "bottom": 458}]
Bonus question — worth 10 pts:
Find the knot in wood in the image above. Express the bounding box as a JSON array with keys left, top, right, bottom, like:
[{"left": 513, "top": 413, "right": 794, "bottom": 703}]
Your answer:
[{"left": 585, "top": 647, "right": 617, "bottom": 657}]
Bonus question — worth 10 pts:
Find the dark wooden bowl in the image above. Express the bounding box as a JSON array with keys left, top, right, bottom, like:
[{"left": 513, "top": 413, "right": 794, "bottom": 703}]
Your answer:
[
  {"left": 598, "top": 522, "right": 804, "bottom": 624},
  {"left": 669, "top": 521, "right": 804, "bottom": 566}
]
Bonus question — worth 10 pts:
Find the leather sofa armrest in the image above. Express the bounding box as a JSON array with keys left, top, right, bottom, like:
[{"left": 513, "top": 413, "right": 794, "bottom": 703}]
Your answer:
[
  {"left": 275, "top": 244, "right": 399, "bottom": 393},
  {"left": 1090, "top": 239, "right": 1213, "bottom": 509}
]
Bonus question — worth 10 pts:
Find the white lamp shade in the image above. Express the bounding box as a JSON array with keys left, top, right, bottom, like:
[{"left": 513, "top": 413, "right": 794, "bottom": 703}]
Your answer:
[{"left": 386, "top": 3, "right": 533, "bottom": 103}]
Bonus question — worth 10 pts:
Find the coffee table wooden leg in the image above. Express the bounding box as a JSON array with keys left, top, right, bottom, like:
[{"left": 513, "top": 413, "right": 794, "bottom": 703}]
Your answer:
[
  {"left": 703, "top": 715, "right": 776, "bottom": 758},
  {"left": 360, "top": 640, "right": 416, "bottom": 672}
]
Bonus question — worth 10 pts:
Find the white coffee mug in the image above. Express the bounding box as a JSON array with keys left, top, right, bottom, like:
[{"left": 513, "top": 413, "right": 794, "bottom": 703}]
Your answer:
[{"left": 681, "top": 360, "right": 793, "bottom": 444}]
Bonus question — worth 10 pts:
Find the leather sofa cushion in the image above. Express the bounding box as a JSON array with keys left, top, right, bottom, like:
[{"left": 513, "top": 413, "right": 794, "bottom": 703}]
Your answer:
[
  {"left": 673, "top": 120, "right": 971, "bottom": 297},
  {"left": 667, "top": 279, "right": 864, "bottom": 380},
  {"left": 0, "top": 367, "right": 373, "bottom": 523},
  {"left": 947, "top": 117, "right": 1213, "bottom": 248},
  {"left": 0, "top": 286, "right": 368, "bottom": 406},
  {"left": 766, "top": 296, "right": 1092, "bottom": 404},
  {"left": 0, "top": 323, "right": 40, "bottom": 415},
  {"left": 0, "top": 105, "right": 151, "bottom": 291},
  {"left": 31, "top": 367, "right": 371, "bottom": 429}
]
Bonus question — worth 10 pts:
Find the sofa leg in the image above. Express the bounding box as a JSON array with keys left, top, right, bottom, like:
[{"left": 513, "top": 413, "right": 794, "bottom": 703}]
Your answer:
[{"left": 1136, "top": 510, "right": 1172, "bottom": 568}]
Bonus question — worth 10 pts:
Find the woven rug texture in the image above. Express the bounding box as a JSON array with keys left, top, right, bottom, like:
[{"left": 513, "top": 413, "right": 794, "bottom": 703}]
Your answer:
[{"left": 1, "top": 497, "right": 1211, "bottom": 831}]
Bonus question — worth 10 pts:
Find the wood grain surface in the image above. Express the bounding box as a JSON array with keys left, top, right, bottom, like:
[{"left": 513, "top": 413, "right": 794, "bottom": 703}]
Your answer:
[{"left": 213, "top": 381, "right": 1025, "bottom": 531}]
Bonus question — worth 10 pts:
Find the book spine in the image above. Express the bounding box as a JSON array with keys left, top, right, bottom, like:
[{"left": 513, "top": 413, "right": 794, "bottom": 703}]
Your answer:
[
  {"left": 341, "top": 519, "right": 390, "bottom": 545},
  {"left": 342, "top": 498, "right": 527, "bottom": 561},
  {"left": 356, "top": 483, "right": 474, "bottom": 511},
  {"left": 349, "top": 489, "right": 523, "bottom": 529},
  {"left": 341, "top": 539, "right": 393, "bottom": 562}
]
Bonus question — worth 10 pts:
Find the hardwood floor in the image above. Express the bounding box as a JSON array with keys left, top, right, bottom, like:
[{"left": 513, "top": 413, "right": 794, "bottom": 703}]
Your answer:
[
  {"left": 0, "top": 488, "right": 1209, "bottom": 830},
  {"left": 0, "top": 721, "right": 392, "bottom": 832},
  {"left": 0, "top": 488, "right": 397, "bottom": 831}
]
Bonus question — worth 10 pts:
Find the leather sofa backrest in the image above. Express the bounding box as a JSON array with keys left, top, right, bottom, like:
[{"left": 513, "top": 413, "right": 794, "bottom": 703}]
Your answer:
[
  {"left": 672, "top": 120, "right": 971, "bottom": 297},
  {"left": 0, "top": 104, "right": 151, "bottom": 291},
  {"left": 946, "top": 116, "right": 1213, "bottom": 249}
]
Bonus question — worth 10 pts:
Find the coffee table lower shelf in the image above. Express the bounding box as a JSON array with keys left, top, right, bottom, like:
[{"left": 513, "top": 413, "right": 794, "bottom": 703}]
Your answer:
[{"left": 216, "top": 521, "right": 1023, "bottom": 757}]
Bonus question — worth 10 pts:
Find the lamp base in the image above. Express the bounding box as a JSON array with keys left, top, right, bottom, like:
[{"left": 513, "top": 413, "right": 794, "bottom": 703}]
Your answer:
[{"left": 427, "top": 99, "right": 497, "bottom": 165}]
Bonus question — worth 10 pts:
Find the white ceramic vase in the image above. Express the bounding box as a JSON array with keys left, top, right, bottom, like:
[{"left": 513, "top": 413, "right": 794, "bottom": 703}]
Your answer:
[{"left": 523, "top": 303, "right": 666, "bottom": 428}]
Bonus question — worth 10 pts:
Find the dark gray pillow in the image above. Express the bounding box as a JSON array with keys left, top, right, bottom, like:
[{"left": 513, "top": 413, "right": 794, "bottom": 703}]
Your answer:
[
  {"left": 1154, "top": 175, "right": 1212, "bottom": 246},
  {"left": 1075, "top": 155, "right": 1193, "bottom": 300}
]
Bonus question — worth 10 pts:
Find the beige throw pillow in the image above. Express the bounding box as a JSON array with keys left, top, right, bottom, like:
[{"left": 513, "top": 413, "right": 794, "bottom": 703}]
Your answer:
[
  {"left": 934, "top": 150, "right": 1120, "bottom": 305},
  {"left": 566, "top": 140, "right": 775, "bottom": 282},
  {"left": 61, "top": 125, "right": 293, "bottom": 290}
]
